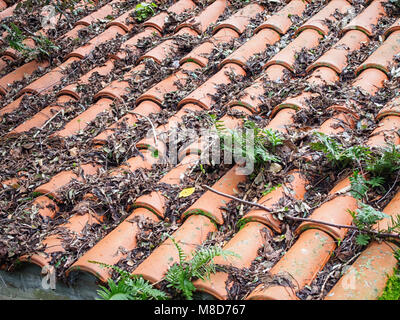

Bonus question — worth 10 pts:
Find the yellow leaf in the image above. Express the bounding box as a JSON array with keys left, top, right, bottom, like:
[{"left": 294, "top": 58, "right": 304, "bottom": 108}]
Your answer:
[{"left": 178, "top": 187, "right": 195, "bottom": 198}]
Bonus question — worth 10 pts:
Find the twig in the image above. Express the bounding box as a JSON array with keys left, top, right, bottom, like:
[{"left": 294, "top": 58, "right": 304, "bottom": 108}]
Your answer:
[
  {"left": 127, "top": 111, "right": 158, "bottom": 146},
  {"left": 376, "top": 170, "right": 400, "bottom": 204},
  {"left": 318, "top": 251, "right": 361, "bottom": 299},
  {"left": 318, "top": 269, "right": 336, "bottom": 300},
  {"left": 33, "top": 110, "right": 63, "bottom": 138},
  {"left": 202, "top": 185, "right": 400, "bottom": 240}
]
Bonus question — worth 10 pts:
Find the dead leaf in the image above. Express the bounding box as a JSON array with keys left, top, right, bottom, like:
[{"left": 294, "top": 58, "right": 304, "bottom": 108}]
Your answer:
[{"left": 178, "top": 187, "right": 195, "bottom": 198}]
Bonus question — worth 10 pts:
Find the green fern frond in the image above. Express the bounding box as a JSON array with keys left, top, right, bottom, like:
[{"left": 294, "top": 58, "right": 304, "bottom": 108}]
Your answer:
[
  {"left": 163, "top": 237, "right": 239, "bottom": 300},
  {"left": 166, "top": 234, "right": 187, "bottom": 264},
  {"left": 125, "top": 277, "right": 168, "bottom": 300},
  {"left": 218, "top": 120, "right": 282, "bottom": 167},
  {"left": 366, "top": 144, "right": 400, "bottom": 178},
  {"left": 356, "top": 202, "right": 389, "bottom": 226},
  {"left": 96, "top": 278, "right": 133, "bottom": 300},
  {"left": 261, "top": 128, "right": 284, "bottom": 149},
  {"left": 89, "top": 260, "right": 131, "bottom": 280},
  {"left": 90, "top": 261, "right": 167, "bottom": 300},
  {"left": 349, "top": 171, "right": 370, "bottom": 200}
]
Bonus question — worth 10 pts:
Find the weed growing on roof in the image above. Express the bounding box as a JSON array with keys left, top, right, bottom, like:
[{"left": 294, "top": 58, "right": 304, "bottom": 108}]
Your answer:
[
  {"left": 134, "top": 2, "right": 157, "bottom": 22},
  {"left": 2, "top": 22, "right": 60, "bottom": 61},
  {"left": 91, "top": 238, "right": 238, "bottom": 300},
  {"left": 310, "top": 133, "right": 400, "bottom": 193},
  {"left": 310, "top": 134, "right": 400, "bottom": 245},
  {"left": 1, "top": 22, "right": 27, "bottom": 52},
  {"left": 11, "top": 0, "right": 96, "bottom": 36},
  {"left": 310, "top": 132, "right": 372, "bottom": 169},
  {"left": 349, "top": 171, "right": 385, "bottom": 201},
  {"left": 215, "top": 119, "right": 283, "bottom": 171},
  {"left": 366, "top": 144, "right": 400, "bottom": 179},
  {"left": 164, "top": 234, "right": 238, "bottom": 300},
  {"left": 16, "top": 0, "right": 88, "bottom": 12},
  {"left": 262, "top": 183, "right": 282, "bottom": 196},
  {"left": 90, "top": 261, "right": 167, "bottom": 300},
  {"left": 348, "top": 171, "right": 400, "bottom": 245},
  {"left": 348, "top": 202, "right": 390, "bottom": 245},
  {"left": 350, "top": 146, "right": 400, "bottom": 198},
  {"left": 30, "top": 33, "right": 60, "bottom": 58},
  {"left": 53, "top": 0, "right": 90, "bottom": 18}
]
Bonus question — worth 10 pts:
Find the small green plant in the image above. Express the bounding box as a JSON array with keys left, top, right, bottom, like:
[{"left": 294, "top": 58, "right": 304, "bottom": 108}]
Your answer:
[
  {"left": 90, "top": 261, "right": 167, "bottom": 300},
  {"left": 31, "top": 33, "right": 60, "bottom": 58},
  {"left": 366, "top": 144, "right": 400, "bottom": 179},
  {"left": 310, "top": 132, "right": 372, "bottom": 168},
  {"left": 17, "top": 0, "right": 83, "bottom": 13},
  {"left": 164, "top": 235, "right": 238, "bottom": 300},
  {"left": 16, "top": 0, "right": 46, "bottom": 12},
  {"left": 349, "top": 171, "right": 384, "bottom": 200},
  {"left": 379, "top": 268, "right": 400, "bottom": 300},
  {"left": 379, "top": 250, "right": 400, "bottom": 300},
  {"left": 347, "top": 169, "right": 400, "bottom": 246},
  {"left": 53, "top": 0, "right": 85, "bottom": 16},
  {"left": 2, "top": 23, "right": 28, "bottom": 53},
  {"left": 262, "top": 183, "right": 282, "bottom": 196},
  {"left": 348, "top": 202, "right": 390, "bottom": 245},
  {"left": 134, "top": 2, "right": 157, "bottom": 22},
  {"left": 311, "top": 133, "right": 400, "bottom": 180},
  {"left": 2, "top": 23, "right": 60, "bottom": 61},
  {"left": 262, "top": 127, "right": 284, "bottom": 151},
  {"left": 216, "top": 120, "right": 282, "bottom": 167}
]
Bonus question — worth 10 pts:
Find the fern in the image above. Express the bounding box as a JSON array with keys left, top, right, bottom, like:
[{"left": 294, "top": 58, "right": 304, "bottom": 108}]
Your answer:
[
  {"left": 165, "top": 264, "right": 196, "bottom": 300},
  {"left": 217, "top": 120, "right": 282, "bottom": 167},
  {"left": 262, "top": 183, "right": 282, "bottom": 196},
  {"left": 366, "top": 144, "right": 400, "bottom": 178},
  {"left": 310, "top": 132, "right": 343, "bottom": 163},
  {"left": 310, "top": 132, "right": 371, "bottom": 168},
  {"left": 349, "top": 171, "right": 384, "bottom": 200},
  {"left": 348, "top": 202, "right": 390, "bottom": 245},
  {"left": 354, "top": 202, "right": 389, "bottom": 226},
  {"left": 164, "top": 235, "right": 239, "bottom": 299},
  {"left": 90, "top": 261, "right": 168, "bottom": 300},
  {"left": 97, "top": 278, "right": 134, "bottom": 300},
  {"left": 211, "top": 114, "right": 227, "bottom": 134},
  {"left": 167, "top": 234, "right": 187, "bottom": 265},
  {"left": 261, "top": 127, "right": 284, "bottom": 150},
  {"left": 386, "top": 215, "right": 400, "bottom": 234},
  {"left": 190, "top": 246, "right": 233, "bottom": 280}
]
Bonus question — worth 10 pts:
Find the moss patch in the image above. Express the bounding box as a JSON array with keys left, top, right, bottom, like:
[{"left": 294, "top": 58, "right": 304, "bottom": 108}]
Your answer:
[{"left": 379, "top": 268, "right": 400, "bottom": 300}]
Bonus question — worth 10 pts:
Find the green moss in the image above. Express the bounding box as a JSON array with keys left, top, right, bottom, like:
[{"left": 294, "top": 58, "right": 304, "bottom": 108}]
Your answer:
[
  {"left": 31, "top": 191, "right": 43, "bottom": 198},
  {"left": 357, "top": 65, "right": 388, "bottom": 77},
  {"left": 182, "top": 209, "right": 218, "bottom": 227},
  {"left": 236, "top": 217, "right": 255, "bottom": 230},
  {"left": 131, "top": 204, "right": 163, "bottom": 220},
  {"left": 379, "top": 268, "right": 400, "bottom": 300},
  {"left": 184, "top": 58, "right": 197, "bottom": 64}
]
